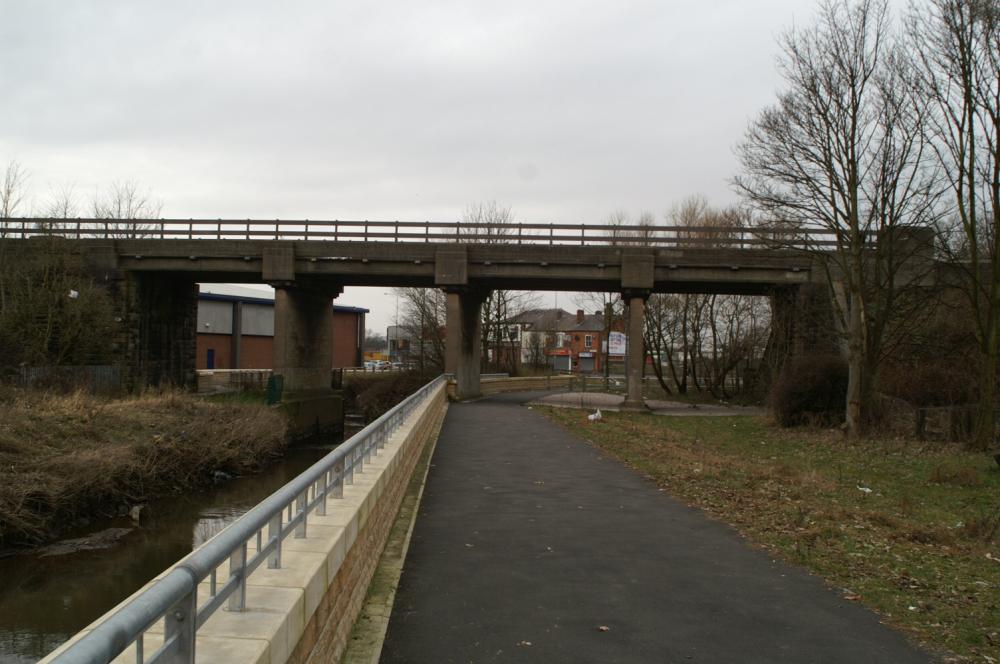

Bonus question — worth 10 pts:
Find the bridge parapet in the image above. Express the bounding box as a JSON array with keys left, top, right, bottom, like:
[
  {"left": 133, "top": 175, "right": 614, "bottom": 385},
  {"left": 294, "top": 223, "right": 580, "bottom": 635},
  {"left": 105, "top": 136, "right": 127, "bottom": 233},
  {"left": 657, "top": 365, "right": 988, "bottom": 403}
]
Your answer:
[
  {"left": 0, "top": 217, "right": 846, "bottom": 248},
  {"left": 42, "top": 376, "right": 448, "bottom": 664}
]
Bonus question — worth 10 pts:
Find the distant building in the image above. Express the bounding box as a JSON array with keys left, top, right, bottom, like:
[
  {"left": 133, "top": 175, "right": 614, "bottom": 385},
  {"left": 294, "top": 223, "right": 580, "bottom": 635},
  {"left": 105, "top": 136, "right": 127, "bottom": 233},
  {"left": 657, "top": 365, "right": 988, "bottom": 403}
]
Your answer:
[
  {"left": 196, "top": 286, "right": 368, "bottom": 370},
  {"left": 386, "top": 324, "right": 409, "bottom": 363},
  {"left": 512, "top": 308, "right": 616, "bottom": 373}
]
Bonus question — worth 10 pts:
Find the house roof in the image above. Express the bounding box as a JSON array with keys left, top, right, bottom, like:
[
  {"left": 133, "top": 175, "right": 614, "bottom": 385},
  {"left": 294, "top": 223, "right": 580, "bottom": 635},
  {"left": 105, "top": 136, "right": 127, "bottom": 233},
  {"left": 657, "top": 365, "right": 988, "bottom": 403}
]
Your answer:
[{"left": 513, "top": 308, "right": 604, "bottom": 333}]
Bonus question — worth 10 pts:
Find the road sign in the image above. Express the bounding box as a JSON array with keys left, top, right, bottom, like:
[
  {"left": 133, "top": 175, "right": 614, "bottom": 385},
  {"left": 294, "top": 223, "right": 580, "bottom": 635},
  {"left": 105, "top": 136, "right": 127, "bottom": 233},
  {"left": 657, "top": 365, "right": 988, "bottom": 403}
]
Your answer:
[{"left": 608, "top": 331, "right": 626, "bottom": 356}]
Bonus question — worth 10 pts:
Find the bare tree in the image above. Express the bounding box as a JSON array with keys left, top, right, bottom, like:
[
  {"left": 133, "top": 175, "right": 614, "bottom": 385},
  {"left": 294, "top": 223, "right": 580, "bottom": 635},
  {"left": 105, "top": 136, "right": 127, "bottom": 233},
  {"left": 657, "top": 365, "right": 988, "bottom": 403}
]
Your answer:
[
  {"left": 394, "top": 287, "right": 448, "bottom": 372},
  {"left": 92, "top": 180, "right": 162, "bottom": 238},
  {"left": 735, "top": 0, "right": 940, "bottom": 436},
  {"left": 908, "top": 0, "right": 1000, "bottom": 448},
  {"left": 1, "top": 160, "right": 28, "bottom": 232},
  {"left": 459, "top": 201, "right": 539, "bottom": 373},
  {"left": 460, "top": 200, "right": 515, "bottom": 242},
  {"left": 44, "top": 184, "right": 79, "bottom": 220}
]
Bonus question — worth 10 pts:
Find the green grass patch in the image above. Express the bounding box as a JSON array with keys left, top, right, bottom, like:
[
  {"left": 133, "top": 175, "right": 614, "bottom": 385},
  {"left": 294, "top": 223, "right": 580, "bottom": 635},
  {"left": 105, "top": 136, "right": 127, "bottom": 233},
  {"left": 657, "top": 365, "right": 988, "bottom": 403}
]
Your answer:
[{"left": 541, "top": 408, "right": 1000, "bottom": 662}]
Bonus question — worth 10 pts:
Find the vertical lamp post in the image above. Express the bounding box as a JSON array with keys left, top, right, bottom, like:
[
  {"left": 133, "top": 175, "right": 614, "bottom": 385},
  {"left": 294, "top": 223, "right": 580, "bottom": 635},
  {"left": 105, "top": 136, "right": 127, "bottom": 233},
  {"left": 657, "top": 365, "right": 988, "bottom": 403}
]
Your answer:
[{"left": 384, "top": 291, "right": 399, "bottom": 363}]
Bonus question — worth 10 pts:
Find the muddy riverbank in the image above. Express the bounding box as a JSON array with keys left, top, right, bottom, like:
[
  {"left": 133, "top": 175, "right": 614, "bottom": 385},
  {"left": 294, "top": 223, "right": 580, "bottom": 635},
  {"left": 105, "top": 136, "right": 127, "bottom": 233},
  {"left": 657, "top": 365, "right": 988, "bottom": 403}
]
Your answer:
[
  {"left": 0, "top": 437, "right": 343, "bottom": 663},
  {"left": 0, "top": 388, "right": 287, "bottom": 550}
]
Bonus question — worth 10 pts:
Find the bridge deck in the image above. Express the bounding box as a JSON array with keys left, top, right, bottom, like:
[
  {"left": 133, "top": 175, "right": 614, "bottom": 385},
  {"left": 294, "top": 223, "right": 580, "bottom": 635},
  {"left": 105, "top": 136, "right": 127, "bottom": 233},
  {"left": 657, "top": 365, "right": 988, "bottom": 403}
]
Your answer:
[{"left": 380, "top": 392, "right": 932, "bottom": 663}]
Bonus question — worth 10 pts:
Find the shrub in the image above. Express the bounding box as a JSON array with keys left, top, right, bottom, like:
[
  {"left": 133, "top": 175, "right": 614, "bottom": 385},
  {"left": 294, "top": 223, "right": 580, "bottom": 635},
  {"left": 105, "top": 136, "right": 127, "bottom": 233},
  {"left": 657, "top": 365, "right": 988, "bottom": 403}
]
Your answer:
[
  {"left": 769, "top": 354, "right": 848, "bottom": 427},
  {"left": 343, "top": 372, "right": 433, "bottom": 423}
]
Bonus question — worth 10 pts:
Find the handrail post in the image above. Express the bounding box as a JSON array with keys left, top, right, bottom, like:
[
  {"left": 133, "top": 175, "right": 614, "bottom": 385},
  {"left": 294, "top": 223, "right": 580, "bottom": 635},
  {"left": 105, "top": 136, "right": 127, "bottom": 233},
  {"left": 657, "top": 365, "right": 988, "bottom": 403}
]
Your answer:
[
  {"left": 304, "top": 220, "right": 309, "bottom": 241},
  {"left": 165, "top": 588, "right": 197, "bottom": 663},
  {"left": 549, "top": 223, "right": 554, "bottom": 245},
  {"left": 267, "top": 512, "right": 282, "bottom": 569},
  {"left": 332, "top": 459, "right": 344, "bottom": 497},
  {"left": 294, "top": 492, "right": 307, "bottom": 538},
  {"left": 188, "top": 219, "right": 193, "bottom": 239},
  {"left": 581, "top": 223, "right": 585, "bottom": 246},
  {"left": 395, "top": 220, "right": 399, "bottom": 242},
  {"left": 228, "top": 542, "right": 248, "bottom": 611},
  {"left": 425, "top": 220, "right": 429, "bottom": 242},
  {"left": 317, "top": 473, "right": 328, "bottom": 516},
  {"left": 245, "top": 219, "right": 250, "bottom": 240}
]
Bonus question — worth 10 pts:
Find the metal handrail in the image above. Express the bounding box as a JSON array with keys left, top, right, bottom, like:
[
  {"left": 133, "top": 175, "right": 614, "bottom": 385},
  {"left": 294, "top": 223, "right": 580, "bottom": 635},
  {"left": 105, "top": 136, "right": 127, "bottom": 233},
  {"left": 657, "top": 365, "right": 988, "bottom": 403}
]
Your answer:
[
  {"left": 49, "top": 375, "right": 446, "bottom": 664},
  {"left": 0, "top": 217, "right": 845, "bottom": 249}
]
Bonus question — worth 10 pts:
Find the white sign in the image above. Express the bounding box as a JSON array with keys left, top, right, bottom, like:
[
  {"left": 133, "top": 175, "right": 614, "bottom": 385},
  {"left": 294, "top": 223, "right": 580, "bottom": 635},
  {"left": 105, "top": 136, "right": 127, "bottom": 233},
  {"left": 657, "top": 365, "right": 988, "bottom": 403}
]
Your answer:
[{"left": 608, "top": 331, "right": 627, "bottom": 356}]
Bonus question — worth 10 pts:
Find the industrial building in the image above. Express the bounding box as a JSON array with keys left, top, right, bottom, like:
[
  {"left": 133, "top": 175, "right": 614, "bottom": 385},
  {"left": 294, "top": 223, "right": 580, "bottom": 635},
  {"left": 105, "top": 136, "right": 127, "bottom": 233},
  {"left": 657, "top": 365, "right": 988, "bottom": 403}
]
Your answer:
[{"left": 196, "top": 286, "right": 367, "bottom": 370}]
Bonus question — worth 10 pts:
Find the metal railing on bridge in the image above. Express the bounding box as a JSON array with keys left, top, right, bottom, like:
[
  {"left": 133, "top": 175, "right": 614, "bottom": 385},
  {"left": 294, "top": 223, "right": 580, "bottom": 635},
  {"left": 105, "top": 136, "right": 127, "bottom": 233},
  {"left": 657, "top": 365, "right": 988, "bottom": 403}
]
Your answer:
[
  {"left": 48, "top": 375, "right": 446, "bottom": 664},
  {"left": 0, "top": 217, "right": 844, "bottom": 249}
]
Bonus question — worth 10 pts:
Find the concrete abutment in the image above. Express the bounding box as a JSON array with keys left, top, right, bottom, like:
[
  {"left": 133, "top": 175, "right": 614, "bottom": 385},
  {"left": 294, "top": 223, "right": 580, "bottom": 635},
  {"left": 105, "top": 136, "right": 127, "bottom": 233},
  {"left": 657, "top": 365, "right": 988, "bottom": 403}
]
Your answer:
[
  {"left": 273, "top": 283, "right": 344, "bottom": 442},
  {"left": 444, "top": 290, "right": 486, "bottom": 401}
]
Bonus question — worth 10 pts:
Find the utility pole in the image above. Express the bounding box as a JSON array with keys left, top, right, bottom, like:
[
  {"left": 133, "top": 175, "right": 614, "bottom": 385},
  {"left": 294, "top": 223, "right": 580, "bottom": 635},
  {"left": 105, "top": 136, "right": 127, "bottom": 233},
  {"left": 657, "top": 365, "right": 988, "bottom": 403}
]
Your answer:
[
  {"left": 604, "top": 297, "right": 612, "bottom": 381},
  {"left": 419, "top": 289, "right": 426, "bottom": 376}
]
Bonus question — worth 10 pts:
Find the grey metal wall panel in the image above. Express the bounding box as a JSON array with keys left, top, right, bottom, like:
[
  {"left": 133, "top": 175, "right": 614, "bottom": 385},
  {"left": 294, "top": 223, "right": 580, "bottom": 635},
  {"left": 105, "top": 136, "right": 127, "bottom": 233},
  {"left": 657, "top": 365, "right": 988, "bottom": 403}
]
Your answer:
[
  {"left": 242, "top": 303, "right": 275, "bottom": 336},
  {"left": 198, "top": 300, "right": 233, "bottom": 334}
]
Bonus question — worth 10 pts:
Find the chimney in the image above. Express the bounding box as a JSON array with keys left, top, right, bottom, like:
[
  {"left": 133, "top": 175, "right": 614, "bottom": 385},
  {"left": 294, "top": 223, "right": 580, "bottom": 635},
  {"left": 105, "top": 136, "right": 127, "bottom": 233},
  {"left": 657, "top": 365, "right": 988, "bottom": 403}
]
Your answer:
[{"left": 576, "top": 309, "right": 584, "bottom": 323}]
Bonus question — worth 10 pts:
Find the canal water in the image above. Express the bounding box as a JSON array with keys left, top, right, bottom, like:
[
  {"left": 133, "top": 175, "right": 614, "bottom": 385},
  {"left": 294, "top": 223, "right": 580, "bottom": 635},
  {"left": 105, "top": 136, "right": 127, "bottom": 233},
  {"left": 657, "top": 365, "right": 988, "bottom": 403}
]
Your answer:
[{"left": 0, "top": 435, "right": 352, "bottom": 663}]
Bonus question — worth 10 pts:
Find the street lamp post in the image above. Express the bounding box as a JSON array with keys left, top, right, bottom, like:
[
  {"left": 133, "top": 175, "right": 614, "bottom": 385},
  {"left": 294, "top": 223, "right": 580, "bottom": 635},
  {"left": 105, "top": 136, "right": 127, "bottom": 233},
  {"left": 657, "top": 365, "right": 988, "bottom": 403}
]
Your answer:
[{"left": 384, "top": 291, "right": 399, "bottom": 362}]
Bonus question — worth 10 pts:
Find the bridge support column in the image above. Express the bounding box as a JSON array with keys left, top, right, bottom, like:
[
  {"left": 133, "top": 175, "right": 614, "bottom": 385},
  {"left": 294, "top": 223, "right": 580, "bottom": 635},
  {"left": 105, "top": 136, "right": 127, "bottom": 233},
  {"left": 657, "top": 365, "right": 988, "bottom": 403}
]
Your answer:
[
  {"left": 117, "top": 273, "right": 198, "bottom": 391},
  {"left": 445, "top": 290, "right": 485, "bottom": 400},
  {"left": 273, "top": 283, "right": 343, "bottom": 441},
  {"left": 622, "top": 292, "right": 649, "bottom": 412}
]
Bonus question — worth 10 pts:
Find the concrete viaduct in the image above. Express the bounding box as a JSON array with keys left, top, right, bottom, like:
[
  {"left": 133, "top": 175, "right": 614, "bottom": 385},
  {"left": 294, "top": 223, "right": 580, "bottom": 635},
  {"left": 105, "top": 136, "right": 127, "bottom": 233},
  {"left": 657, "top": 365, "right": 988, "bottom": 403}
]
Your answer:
[{"left": 4, "top": 218, "right": 927, "bottom": 431}]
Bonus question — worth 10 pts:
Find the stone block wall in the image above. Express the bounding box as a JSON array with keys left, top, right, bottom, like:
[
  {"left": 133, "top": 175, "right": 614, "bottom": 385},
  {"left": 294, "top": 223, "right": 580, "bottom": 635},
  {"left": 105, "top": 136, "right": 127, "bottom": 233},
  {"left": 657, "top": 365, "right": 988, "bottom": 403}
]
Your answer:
[{"left": 292, "top": 385, "right": 447, "bottom": 664}]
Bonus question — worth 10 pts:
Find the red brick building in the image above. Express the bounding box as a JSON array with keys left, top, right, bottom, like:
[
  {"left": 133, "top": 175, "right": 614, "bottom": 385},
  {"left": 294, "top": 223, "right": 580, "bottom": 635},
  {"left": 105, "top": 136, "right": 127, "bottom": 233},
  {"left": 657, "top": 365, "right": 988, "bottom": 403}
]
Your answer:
[
  {"left": 513, "top": 308, "right": 614, "bottom": 373},
  {"left": 196, "top": 289, "right": 367, "bottom": 370}
]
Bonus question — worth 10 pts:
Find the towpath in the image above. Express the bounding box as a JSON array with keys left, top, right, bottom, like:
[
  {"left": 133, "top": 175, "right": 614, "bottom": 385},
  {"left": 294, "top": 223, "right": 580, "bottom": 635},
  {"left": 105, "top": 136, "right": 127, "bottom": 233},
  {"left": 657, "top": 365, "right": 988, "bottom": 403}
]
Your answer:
[{"left": 381, "top": 392, "right": 934, "bottom": 663}]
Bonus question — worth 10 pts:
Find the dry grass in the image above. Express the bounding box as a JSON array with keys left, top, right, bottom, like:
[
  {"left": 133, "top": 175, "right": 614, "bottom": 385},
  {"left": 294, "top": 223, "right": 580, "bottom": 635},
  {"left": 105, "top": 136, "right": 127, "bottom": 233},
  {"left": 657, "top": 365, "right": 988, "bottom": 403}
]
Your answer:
[
  {"left": 0, "top": 385, "right": 287, "bottom": 548},
  {"left": 542, "top": 408, "right": 1000, "bottom": 662}
]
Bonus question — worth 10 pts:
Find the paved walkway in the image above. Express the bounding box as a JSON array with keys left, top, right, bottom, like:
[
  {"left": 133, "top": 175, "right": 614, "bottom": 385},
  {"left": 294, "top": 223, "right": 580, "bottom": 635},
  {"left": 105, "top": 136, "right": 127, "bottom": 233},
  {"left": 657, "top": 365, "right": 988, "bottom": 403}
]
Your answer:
[
  {"left": 530, "top": 391, "right": 766, "bottom": 417},
  {"left": 380, "top": 392, "right": 934, "bottom": 663}
]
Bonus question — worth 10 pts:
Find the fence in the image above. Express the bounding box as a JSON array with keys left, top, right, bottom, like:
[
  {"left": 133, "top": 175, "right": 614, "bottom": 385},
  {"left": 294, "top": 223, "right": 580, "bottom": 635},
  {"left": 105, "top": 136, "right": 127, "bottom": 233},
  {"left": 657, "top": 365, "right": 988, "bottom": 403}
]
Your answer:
[
  {"left": 45, "top": 375, "right": 447, "bottom": 664},
  {"left": 13, "top": 365, "right": 121, "bottom": 393},
  {"left": 1, "top": 218, "right": 841, "bottom": 249}
]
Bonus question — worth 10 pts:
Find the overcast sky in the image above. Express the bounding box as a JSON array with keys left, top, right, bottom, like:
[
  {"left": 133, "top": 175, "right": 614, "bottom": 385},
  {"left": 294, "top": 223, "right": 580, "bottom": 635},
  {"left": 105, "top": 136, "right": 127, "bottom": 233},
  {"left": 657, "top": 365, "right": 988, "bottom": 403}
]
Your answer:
[{"left": 2, "top": 0, "right": 836, "bottom": 332}]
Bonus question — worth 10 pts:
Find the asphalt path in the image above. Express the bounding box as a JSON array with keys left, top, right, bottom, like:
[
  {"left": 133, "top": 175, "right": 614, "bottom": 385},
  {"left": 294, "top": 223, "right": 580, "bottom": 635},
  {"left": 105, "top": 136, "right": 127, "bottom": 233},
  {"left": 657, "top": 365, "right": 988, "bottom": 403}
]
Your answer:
[{"left": 381, "top": 392, "right": 935, "bottom": 664}]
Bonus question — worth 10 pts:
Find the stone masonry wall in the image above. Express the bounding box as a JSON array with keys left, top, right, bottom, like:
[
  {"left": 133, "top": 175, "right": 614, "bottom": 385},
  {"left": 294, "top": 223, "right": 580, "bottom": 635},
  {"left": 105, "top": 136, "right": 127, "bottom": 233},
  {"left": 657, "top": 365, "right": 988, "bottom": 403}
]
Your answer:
[{"left": 289, "top": 386, "right": 448, "bottom": 664}]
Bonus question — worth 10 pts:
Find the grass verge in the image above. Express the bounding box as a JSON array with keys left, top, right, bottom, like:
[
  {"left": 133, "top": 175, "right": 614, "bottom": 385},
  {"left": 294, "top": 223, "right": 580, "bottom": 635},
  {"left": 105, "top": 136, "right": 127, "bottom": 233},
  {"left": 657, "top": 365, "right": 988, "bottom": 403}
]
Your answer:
[
  {"left": 0, "top": 386, "right": 288, "bottom": 549},
  {"left": 540, "top": 407, "right": 1000, "bottom": 662}
]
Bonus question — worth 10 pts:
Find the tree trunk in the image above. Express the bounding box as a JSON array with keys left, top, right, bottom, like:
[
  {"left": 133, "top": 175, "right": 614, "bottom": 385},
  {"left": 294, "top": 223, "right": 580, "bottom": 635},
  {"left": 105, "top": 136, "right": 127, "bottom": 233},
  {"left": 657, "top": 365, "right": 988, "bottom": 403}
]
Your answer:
[
  {"left": 845, "top": 286, "right": 865, "bottom": 438},
  {"left": 973, "top": 331, "right": 997, "bottom": 450}
]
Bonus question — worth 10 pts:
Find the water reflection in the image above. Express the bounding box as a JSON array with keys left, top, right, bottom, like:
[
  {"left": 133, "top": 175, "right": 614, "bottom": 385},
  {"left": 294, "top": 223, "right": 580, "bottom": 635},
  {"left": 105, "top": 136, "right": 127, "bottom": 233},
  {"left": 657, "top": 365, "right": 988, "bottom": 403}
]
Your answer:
[{"left": 0, "top": 440, "right": 341, "bottom": 663}]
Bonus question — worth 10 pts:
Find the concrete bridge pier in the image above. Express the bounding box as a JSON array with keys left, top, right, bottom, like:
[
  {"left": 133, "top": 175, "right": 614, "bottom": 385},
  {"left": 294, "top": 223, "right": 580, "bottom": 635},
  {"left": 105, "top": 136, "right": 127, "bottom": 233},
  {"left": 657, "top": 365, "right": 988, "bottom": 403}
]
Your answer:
[
  {"left": 115, "top": 272, "right": 199, "bottom": 391},
  {"left": 273, "top": 282, "right": 343, "bottom": 441},
  {"left": 444, "top": 289, "right": 486, "bottom": 400},
  {"left": 621, "top": 291, "right": 649, "bottom": 411}
]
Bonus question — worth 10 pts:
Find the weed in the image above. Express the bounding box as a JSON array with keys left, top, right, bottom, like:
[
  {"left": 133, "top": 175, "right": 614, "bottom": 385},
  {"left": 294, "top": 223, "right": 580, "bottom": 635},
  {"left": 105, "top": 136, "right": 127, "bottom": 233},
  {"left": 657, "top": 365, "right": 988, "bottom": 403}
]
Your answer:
[
  {"left": 928, "top": 463, "right": 982, "bottom": 487},
  {"left": 0, "top": 387, "right": 287, "bottom": 549}
]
